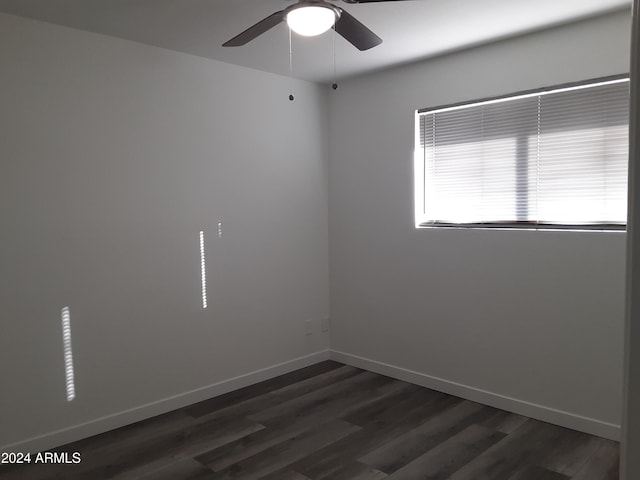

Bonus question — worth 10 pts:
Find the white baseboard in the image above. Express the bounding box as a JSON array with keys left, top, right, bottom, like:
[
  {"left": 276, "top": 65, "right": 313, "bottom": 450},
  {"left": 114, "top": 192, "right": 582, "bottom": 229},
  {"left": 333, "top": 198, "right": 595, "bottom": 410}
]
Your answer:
[
  {"left": 4, "top": 347, "right": 618, "bottom": 454},
  {"left": 1, "top": 350, "right": 331, "bottom": 454},
  {"left": 330, "top": 349, "right": 621, "bottom": 441}
]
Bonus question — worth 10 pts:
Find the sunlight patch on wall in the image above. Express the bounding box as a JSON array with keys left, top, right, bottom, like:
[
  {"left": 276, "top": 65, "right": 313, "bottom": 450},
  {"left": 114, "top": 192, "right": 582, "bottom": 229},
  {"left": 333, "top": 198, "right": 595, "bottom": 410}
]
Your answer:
[
  {"left": 61, "top": 306, "right": 76, "bottom": 402},
  {"left": 199, "top": 231, "right": 207, "bottom": 309}
]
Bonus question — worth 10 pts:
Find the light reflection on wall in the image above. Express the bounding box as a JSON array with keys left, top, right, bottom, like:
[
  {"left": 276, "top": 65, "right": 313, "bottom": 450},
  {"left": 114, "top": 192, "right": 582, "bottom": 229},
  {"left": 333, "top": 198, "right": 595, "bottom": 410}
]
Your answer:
[
  {"left": 199, "top": 231, "right": 207, "bottom": 309},
  {"left": 61, "top": 306, "right": 75, "bottom": 402}
]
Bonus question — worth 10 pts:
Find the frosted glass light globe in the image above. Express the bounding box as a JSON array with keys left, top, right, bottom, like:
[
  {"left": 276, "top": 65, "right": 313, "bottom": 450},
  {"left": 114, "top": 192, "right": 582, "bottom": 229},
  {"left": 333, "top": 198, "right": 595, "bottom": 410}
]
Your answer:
[{"left": 286, "top": 6, "right": 336, "bottom": 37}]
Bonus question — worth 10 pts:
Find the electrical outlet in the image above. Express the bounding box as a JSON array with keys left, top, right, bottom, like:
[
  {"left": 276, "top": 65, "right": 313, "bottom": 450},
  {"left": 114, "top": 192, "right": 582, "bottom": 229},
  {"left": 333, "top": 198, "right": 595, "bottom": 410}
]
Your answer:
[
  {"left": 304, "top": 318, "right": 313, "bottom": 336},
  {"left": 321, "top": 317, "right": 330, "bottom": 332}
]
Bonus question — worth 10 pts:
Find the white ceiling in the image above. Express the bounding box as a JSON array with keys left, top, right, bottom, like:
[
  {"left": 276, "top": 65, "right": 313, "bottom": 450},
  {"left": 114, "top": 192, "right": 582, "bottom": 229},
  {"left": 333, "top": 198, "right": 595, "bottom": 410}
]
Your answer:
[{"left": 0, "top": 0, "right": 631, "bottom": 83}]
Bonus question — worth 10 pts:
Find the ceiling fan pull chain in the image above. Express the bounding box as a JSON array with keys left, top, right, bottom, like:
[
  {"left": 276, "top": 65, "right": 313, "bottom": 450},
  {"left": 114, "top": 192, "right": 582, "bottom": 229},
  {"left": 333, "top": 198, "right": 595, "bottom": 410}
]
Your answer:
[
  {"left": 288, "top": 27, "right": 295, "bottom": 101},
  {"left": 332, "top": 27, "right": 338, "bottom": 90}
]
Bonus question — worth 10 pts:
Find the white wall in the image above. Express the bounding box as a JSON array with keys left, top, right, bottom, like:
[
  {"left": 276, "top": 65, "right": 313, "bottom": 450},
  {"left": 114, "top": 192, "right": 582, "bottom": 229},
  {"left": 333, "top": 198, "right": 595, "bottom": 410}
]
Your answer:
[
  {"left": 0, "top": 13, "right": 329, "bottom": 450},
  {"left": 329, "top": 10, "right": 630, "bottom": 439},
  {"left": 0, "top": 6, "right": 631, "bottom": 453}
]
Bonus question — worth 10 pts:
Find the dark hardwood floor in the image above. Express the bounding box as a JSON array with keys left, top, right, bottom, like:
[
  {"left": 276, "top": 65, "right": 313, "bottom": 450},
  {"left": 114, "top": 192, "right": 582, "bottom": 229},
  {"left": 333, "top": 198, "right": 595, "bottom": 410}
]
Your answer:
[{"left": 0, "top": 361, "right": 619, "bottom": 479}]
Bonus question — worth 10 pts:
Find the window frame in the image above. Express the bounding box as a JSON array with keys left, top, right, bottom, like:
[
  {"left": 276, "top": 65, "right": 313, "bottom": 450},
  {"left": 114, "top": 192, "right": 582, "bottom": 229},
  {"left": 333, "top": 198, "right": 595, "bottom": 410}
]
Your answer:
[{"left": 414, "top": 74, "right": 630, "bottom": 232}]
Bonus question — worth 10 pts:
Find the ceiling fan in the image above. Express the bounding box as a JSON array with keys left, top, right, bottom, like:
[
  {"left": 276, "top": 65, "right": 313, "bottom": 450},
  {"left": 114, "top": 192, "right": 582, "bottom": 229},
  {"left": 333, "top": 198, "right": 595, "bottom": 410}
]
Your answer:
[{"left": 223, "top": 0, "right": 409, "bottom": 51}]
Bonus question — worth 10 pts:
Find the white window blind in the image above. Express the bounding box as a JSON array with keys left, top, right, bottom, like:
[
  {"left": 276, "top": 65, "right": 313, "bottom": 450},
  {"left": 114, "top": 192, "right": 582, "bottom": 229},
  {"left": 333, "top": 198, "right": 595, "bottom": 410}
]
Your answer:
[{"left": 415, "top": 77, "right": 629, "bottom": 229}]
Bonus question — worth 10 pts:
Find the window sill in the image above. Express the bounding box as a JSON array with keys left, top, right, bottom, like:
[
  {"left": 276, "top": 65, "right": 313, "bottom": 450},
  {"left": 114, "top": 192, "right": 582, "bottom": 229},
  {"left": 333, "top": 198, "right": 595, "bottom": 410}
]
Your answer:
[{"left": 416, "top": 222, "right": 626, "bottom": 232}]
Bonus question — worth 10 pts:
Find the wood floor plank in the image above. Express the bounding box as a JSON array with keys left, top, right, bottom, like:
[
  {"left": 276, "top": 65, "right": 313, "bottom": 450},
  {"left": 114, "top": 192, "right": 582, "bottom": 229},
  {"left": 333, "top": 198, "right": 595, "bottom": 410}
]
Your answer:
[
  {"left": 190, "top": 366, "right": 363, "bottom": 431},
  {"left": 0, "top": 461, "right": 68, "bottom": 480},
  {"left": 247, "top": 371, "right": 397, "bottom": 425},
  {"left": 183, "top": 361, "right": 345, "bottom": 418},
  {"left": 446, "top": 419, "right": 587, "bottom": 480},
  {"left": 271, "top": 379, "right": 411, "bottom": 432},
  {"left": 317, "top": 461, "right": 389, "bottom": 480},
  {"left": 355, "top": 388, "right": 459, "bottom": 433},
  {"left": 359, "top": 400, "right": 497, "bottom": 474},
  {"left": 258, "top": 468, "right": 312, "bottom": 480},
  {"left": 342, "top": 383, "right": 444, "bottom": 427},
  {"left": 196, "top": 409, "right": 355, "bottom": 471},
  {"left": 64, "top": 417, "right": 264, "bottom": 480},
  {"left": 186, "top": 365, "right": 363, "bottom": 424},
  {"left": 207, "top": 420, "right": 360, "bottom": 479},
  {"left": 137, "top": 458, "right": 218, "bottom": 480},
  {"left": 197, "top": 382, "right": 423, "bottom": 473},
  {"left": 0, "top": 411, "right": 201, "bottom": 480},
  {"left": 506, "top": 465, "right": 570, "bottom": 480},
  {"left": 189, "top": 366, "right": 364, "bottom": 440},
  {"left": 570, "top": 441, "right": 620, "bottom": 480},
  {"left": 292, "top": 389, "right": 461, "bottom": 479},
  {"left": 537, "top": 429, "right": 605, "bottom": 476},
  {"left": 385, "top": 424, "right": 505, "bottom": 480},
  {"left": 479, "top": 410, "right": 528, "bottom": 434},
  {"left": 66, "top": 410, "right": 196, "bottom": 454}
]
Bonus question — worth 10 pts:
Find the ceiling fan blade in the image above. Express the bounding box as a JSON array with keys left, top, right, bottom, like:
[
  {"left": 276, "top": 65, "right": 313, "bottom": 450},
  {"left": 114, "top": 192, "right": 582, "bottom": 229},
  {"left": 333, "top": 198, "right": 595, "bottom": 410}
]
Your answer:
[
  {"left": 223, "top": 10, "right": 284, "bottom": 47},
  {"left": 334, "top": 8, "right": 382, "bottom": 51}
]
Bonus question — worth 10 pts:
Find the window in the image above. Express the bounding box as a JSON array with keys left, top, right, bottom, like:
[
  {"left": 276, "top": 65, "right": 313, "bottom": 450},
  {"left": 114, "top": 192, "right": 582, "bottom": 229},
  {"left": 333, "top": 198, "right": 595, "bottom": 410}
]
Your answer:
[{"left": 415, "top": 77, "right": 630, "bottom": 230}]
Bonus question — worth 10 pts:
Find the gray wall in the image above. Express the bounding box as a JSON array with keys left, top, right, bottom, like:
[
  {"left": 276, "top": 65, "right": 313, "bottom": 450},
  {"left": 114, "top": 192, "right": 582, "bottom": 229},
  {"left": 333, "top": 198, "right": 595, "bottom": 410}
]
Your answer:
[
  {"left": 0, "top": 13, "right": 329, "bottom": 449},
  {"left": 0, "top": 6, "right": 633, "bottom": 453},
  {"left": 329, "top": 10, "right": 630, "bottom": 437}
]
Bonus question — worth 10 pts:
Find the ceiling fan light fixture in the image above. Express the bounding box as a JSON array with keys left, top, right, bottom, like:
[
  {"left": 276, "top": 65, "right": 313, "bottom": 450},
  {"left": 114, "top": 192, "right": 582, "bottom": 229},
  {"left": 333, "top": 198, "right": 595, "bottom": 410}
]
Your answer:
[{"left": 286, "top": 5, "right": 337, "bottom": 37}]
